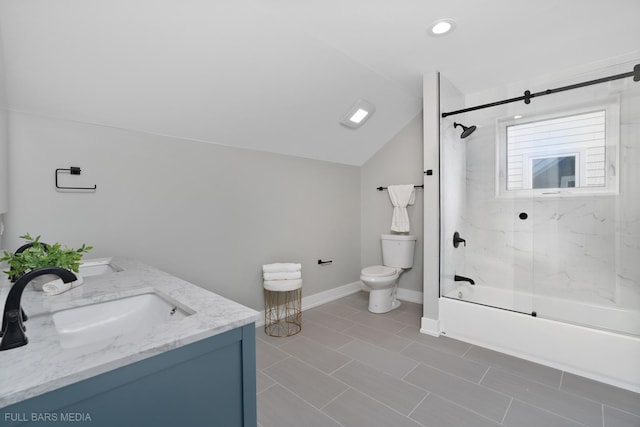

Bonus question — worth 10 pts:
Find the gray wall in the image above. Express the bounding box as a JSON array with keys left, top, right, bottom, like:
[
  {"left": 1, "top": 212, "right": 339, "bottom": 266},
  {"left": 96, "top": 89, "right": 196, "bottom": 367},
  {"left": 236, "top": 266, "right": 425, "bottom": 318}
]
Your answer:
[
  {"left": 0, "top": 28, "right": 8, "bottom": 246},
  {"left": 360, "top": 113, "right": 424, "bottom": 294},
  {"left": 4, "top": 112, "right": 361, "bottom": 310}
]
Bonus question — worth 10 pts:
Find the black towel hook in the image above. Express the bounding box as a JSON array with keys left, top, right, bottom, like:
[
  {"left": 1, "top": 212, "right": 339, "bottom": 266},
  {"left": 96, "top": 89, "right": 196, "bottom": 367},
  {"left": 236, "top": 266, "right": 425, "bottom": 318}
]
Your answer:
[{"left": 55, "top": 166, "right": 97, "bottom": 191}]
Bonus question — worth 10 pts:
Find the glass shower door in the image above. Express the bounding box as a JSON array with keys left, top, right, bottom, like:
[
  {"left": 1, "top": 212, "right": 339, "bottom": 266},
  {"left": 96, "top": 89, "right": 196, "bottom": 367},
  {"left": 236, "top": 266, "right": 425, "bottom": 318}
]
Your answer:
[
  {"left": 529, "top": 60, "right": 640, "bottom": 337},
  {"left": 440, "top": 104, "right": 534, "bottom": 315}
]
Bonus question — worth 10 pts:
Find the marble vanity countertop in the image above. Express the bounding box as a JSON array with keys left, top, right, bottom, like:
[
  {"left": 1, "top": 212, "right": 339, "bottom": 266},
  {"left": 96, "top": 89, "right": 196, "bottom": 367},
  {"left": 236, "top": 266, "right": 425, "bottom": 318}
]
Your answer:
[{"left": 0, "top": 257, "right": 259, "bottom": 407}]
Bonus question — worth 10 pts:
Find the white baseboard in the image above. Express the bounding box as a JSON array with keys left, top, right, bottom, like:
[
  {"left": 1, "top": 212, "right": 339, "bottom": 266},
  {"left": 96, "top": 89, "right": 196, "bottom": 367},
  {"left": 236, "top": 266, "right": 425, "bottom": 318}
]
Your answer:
[
  {"left": 359, "top": 282, "right": 424, "bottom": 305},
  {"left": 255, "top": 281, "right": 362, "bottom": 328},
  {"left": 396, "top": 288, "right": 423, "bottom": 304},
  {"left": 420, "top": 317, "right": 440, "bottom": 337},
  {"left": 255, "top": 281, "right": 425, "bottom": 329}
]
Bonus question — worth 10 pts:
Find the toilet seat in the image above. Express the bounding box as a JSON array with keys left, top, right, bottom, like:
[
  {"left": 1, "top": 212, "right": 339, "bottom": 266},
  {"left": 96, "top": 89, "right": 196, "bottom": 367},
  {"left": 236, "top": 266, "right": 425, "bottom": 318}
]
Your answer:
[{"left": 361, "top": 265, "right": 397, "bottom": 277}]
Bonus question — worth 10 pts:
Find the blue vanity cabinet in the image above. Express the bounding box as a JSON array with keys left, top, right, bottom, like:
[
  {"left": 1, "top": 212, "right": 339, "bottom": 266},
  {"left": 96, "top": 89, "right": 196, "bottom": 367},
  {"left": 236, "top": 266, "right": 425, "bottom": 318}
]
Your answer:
[{"left": 1, "top": 323, "right": 256, "bottom": 427}]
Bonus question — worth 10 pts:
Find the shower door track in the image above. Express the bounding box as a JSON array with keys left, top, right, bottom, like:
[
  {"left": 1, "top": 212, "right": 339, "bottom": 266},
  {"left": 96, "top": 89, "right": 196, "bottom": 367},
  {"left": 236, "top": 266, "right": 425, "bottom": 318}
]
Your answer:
[
  {"left": 442, "top": 294, "right": 537, "bottom": 317},
  {"left": 441, "top": 64, "right": 639, "bottom": 118}
]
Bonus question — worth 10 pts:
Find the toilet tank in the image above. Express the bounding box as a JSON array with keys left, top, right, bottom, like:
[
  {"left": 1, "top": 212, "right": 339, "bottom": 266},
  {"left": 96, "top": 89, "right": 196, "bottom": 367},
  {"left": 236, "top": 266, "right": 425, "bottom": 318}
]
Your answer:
[{"left": 381, "top": 234, "right": 417, "bottom": 268}]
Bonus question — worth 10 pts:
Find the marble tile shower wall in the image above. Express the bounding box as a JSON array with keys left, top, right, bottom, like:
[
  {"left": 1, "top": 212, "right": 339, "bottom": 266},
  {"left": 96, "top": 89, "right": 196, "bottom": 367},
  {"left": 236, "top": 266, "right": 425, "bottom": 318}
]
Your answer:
[
  {"left": 459, "top": 70, "right": 640, "bottom": 309},
  {"left": 440, "top": 121, "right": 466, "bottom": 298},
  {"left": 616, "top": 91, "right": 640, "bottom": 309}
]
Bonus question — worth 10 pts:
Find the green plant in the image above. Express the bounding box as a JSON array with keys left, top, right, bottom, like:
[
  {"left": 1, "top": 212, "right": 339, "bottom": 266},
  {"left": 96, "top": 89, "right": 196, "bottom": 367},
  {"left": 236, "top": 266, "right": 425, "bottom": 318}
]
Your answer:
[{"left": 0, "top": 233, "right": 93, "bottom": 281}]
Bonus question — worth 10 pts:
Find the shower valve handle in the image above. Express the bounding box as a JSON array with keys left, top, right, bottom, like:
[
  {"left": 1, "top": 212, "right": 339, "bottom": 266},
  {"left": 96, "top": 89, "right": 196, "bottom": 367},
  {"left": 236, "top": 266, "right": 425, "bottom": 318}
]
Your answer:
[{"left": 453, "top": 232, "right": 466, "bottom": 248}]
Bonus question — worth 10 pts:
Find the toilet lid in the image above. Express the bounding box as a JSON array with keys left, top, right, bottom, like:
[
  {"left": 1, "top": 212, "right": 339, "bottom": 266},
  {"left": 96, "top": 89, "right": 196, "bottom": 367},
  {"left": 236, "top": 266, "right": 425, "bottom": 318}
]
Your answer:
[{"left": 361, "top": 265, "right": 397, "bottom": 277}]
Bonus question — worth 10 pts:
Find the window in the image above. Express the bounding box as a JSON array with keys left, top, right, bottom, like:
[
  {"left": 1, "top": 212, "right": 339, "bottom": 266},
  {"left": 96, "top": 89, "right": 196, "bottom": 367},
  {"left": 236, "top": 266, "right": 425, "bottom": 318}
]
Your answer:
[
  {"left": 532, "top": 155, "right": 576, "bottom": 189},
  {"left": 496, "top": 99, "right": 619, "bottom": 197}
]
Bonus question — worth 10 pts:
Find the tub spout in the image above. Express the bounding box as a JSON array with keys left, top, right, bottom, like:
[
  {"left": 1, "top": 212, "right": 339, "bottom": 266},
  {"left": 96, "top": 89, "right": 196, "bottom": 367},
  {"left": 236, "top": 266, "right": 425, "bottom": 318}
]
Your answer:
[{"left": 454, "top": 275, "right": 475, "bottom": 285}]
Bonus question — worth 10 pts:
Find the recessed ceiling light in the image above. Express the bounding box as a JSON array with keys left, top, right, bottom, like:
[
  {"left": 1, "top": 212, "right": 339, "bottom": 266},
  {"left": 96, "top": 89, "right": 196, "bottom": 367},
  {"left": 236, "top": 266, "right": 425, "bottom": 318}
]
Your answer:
[
  {"left": 350, "top": 109, "right": 369, "bottom": 124},
  {"left": 428, "top": 19, "right": 456, "bottom": 37},
  {"left": 340, "top": 99, "right": 376, "bottom": 129},
  {"left": 513, "top": 115, "right": 523, "bottom": 119}
]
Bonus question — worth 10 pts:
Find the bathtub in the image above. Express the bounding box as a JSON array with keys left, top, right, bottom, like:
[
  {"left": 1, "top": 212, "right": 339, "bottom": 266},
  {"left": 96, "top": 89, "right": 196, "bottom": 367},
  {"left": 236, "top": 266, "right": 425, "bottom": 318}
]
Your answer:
[{"left": 439, "top": 285, "right": 640, "bottom": 393}]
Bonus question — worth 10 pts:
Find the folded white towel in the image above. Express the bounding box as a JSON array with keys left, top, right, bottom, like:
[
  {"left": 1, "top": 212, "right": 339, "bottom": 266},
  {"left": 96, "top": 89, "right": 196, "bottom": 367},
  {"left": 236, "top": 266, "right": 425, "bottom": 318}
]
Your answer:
[
  {"left": 262, "top": 263, "right": 301, "bottom": 274},
  {"left": 388, "top": 184, "right": 416, "bottom": 233},
  {"left": 263, "top": 271, "right": 302, "bottom": 281},
  {"left": 42, "top": 275, "right": 84, "bottom": 296}
]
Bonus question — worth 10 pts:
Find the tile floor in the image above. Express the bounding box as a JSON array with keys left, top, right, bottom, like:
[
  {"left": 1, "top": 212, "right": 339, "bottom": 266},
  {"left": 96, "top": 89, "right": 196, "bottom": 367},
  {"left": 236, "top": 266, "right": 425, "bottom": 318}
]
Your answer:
[{"left": 255, "top": 291, "right": 640, "bottom": 427}]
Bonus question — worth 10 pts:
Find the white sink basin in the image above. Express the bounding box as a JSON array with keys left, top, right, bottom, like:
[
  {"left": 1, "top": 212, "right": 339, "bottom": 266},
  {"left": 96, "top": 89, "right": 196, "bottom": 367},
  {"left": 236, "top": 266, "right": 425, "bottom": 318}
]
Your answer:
[
  {"left": 78, "top": 259, "right": 122, "bottom": 277},
  {"left": 52, "top": 292, "right": 192, "bottom": 349}
]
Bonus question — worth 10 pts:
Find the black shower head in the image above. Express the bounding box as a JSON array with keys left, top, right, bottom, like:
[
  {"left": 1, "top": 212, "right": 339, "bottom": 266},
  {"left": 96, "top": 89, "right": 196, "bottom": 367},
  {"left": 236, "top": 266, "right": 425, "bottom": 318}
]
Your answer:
[{"left": 453, "top": 122, "right": 477, "bottom": 139}]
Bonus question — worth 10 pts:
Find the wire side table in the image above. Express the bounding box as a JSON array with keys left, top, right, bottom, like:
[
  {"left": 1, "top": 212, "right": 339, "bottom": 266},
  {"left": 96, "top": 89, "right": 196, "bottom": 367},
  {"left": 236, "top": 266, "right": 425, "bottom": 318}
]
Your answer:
[{"left": 263, "top": 279, "right": 302, "bottom": 337}]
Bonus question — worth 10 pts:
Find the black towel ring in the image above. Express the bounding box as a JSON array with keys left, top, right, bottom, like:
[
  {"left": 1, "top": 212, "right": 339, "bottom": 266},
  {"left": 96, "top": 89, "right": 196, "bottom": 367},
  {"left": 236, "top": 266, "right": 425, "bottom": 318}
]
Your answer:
[{"left": 55, "top": 167, "right": 97, "bottom": 191}]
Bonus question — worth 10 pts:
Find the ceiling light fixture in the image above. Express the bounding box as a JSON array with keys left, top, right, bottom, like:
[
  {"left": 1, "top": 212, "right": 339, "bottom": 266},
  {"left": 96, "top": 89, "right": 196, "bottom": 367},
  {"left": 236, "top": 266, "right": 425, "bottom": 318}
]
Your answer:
[
  {"left": 340, "top": 99, "right": 376, "bottom": 129},
  {"left": 428, "top": 19, "right": 456, "bottom": 37},
  {"left": 350, "top": 108, "right": 369, "bottom": 124}
]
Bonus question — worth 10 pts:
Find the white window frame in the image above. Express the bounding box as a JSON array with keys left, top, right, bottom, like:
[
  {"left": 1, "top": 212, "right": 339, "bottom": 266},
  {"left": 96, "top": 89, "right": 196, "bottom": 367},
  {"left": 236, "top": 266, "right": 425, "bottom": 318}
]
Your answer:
[{"left": 495, "top": 97, "right": 620, "bottom": 198}]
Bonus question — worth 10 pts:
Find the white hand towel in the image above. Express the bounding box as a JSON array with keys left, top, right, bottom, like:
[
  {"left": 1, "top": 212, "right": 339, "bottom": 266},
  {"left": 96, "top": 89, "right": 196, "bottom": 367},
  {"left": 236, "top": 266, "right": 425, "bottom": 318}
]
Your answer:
[
  {"left": 388, "top": 184, "right": 416, "bottom": 232},
  {"left": 262, "top": 263, "right": 302, "bottom": 274},
  {"left": 263, "top": 271, "right": 302, "bottom": 281},
  {"left": 42, "top": 275, "right": 84, "bottom": 296}
]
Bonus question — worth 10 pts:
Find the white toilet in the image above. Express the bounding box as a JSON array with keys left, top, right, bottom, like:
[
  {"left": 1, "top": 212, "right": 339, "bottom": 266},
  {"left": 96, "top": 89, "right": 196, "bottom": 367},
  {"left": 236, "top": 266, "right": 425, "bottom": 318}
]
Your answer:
[{"left": 360, "top": 234, "right": 417, "bottom": 313}]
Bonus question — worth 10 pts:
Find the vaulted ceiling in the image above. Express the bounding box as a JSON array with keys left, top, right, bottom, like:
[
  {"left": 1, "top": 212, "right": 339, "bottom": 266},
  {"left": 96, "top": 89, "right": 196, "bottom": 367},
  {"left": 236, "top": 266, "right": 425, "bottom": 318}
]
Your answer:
[{"left": 0, "top": 0, "right": 638, "bottom": 165}]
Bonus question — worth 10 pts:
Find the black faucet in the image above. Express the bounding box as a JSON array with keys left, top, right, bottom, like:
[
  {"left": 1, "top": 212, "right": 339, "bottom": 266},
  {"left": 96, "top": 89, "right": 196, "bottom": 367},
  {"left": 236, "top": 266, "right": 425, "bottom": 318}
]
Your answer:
[
  {"left": 14, "top": 241, "right": 49, "bottom": 255},
  {"left": 9, "top": 242, "right": 51, "bottom": 321},
  {"left": 454, "top": 275, "right": 475, "bottom": 285},
  {"left": 0, "top": 267, "right": 77, "bottom": 351}
]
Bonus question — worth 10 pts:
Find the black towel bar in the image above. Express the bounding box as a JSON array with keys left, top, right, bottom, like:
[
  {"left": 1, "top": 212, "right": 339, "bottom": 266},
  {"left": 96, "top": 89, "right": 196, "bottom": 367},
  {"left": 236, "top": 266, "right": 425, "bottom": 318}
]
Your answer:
[{"left": 376, "top": 185, "right": 423, "bottom": 191}]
